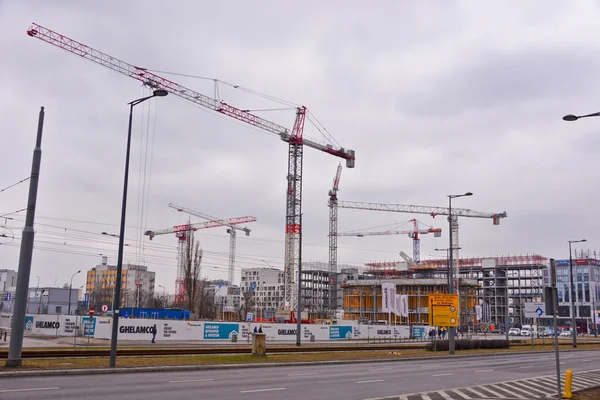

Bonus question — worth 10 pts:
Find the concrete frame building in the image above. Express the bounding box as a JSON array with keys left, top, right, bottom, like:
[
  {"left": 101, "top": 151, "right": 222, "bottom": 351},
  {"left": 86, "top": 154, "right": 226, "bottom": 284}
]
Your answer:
[{"left": 0, "top": 269, "right": 17, "bottom": 312}]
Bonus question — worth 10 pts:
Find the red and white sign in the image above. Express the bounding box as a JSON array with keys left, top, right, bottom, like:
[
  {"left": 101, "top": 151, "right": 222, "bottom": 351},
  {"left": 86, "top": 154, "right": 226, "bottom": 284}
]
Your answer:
[
  {"left": 101, "top": 304, "right": 108, "bottom": 313},
  {"left": 89, "top": 307, "right": 95, "bottom": 317}
]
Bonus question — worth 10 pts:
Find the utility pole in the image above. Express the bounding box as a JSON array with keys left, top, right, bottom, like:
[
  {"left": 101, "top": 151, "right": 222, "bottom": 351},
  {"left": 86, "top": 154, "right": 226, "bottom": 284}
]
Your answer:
[
  {"left": 6, "top": 107, "right": 45, "bottom": 368},
  {"left": 296, "top": 213, "right": 303, "bottom": 347}
]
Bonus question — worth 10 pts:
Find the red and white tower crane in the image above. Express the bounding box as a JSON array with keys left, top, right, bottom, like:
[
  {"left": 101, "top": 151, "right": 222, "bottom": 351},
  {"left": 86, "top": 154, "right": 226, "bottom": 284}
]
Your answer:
[
  {"left": 337, "top": 219, "right": 441, "bottom": 264},
  {"left": 327, "top": 163, "right": 343, "bottom": 315},
  {"left": 145, "top": 216, "right": 256, "bottom": 303},
  {"left": 27, "top": 23, "right": 356, "bottom": 312},
  {"left": 168, "top": 202, "right": 256, "bottom": 285}
]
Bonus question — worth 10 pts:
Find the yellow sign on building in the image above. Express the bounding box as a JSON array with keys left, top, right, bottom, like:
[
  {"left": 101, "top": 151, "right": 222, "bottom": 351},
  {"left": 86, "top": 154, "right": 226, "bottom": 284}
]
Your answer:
[{"left": 428, "top": 294, "right": 459, "bottom": 327}]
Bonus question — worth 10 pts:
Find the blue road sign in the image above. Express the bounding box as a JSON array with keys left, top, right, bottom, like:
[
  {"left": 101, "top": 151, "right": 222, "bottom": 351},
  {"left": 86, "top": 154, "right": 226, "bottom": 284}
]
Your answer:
[
  {"left": 6, "top": 292, "right": 11, "bottom": 301},
  {"left": 84, "top": 293, "right": 89, "bottom": 303}
]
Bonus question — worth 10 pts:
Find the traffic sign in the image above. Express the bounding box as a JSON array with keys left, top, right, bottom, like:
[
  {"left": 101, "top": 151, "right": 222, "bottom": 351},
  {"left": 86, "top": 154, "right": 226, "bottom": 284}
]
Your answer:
[
  {"left": 428, "top": 294, "right": 459, "bottom": 327},
  {"left": 101, "top": 304, "right": 108, "bottom": 313},
  {"left": 246, "top": 312, "right": 253, "bottom": 322},
  {"left": 524, "top": 302, "right": 547, "bottom": 318},
  {"left": 84, "top": 293, "right": 90, "bottom": 303},
  {"left": 5, "top": 292, "right": 11, "bottom": 302},
  {"left": 89, "top": 307, "right": 95, "bottom": 317}
]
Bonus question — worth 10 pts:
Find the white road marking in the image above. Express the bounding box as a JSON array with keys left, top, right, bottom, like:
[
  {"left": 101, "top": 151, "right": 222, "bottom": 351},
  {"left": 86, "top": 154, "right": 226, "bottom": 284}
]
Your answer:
[
  {"left": 518, "top": 365, "right": 534, "bottom": 368},
  {"left": 475, "top": 369, "right": 494, "bottom": 373},
  {"left": 582, "top": 359, "right": 592, "bottom": 362},
  {"left": 356, "top": 379, "right": 385, "bottom": 384},
  {"left": 0, "top": 387, "right": 59, "bottom": 393},
  {"left": 240, "top": 387, "right": 286, "bottom": 393},
  {"left": 169, "top": 378, "right": 214, "bottom": 383},
  {"left": 432, "top": 373, "right": 454, "bottom": 377},
  {"left": 287, "top": 372, "right": 318, "bottom": 376}
]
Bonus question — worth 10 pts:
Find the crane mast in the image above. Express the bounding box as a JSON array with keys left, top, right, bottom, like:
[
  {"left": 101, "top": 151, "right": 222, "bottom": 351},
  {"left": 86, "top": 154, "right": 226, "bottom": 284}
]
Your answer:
[
  {"left": 27, "top": 23, "right": 356, "bottom": 312},
  {"left": 168, "top": 203, "right": 255, "bottom": 285},
  {"left": 327, "top": 163, "right": 343, "bottom": 317}
]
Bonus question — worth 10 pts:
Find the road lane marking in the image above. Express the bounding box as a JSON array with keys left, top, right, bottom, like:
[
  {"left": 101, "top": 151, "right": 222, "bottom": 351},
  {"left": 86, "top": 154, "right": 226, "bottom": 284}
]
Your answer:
[
  {"left": 169, "top": 378, "right": 214, "bottom": 383},
  {"left": 582, "top": 359, "right": 592, "bottom": 362},
  {"left": 0, "top": 387, "right": 59, "bottom": 393},
  {"left": 240, "top": 387, "right": 286, "bottom": 393},
  {"left": 475, "top": 369, "right": 494, "bottom": 373},
  {"left": 356, "top": 379, "right": 384, "bottom": 384},
  {"left": 287, "top": 372, "right": 318, "bottom": 376},
  {"left": 432, "top": 373, "right": 454, "bottom": 377},
  {"left": 519, "top": 365, "right": 533, "bottom": 368}
]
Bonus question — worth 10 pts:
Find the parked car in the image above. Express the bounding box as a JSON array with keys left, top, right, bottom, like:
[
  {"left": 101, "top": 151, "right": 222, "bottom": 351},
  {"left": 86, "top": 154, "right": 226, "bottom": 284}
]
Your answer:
[
  {"left": 538, "top": 327, "right": 550, "bottom": 337},
  {"left": 509, "top": 327, "right": 521, "bottom": 336},
  {"left": 521, "top": 328, "right": 531, "bottom": 336},
  {"left": 559, "top": 329, "right": 573, "bottom": 337}
]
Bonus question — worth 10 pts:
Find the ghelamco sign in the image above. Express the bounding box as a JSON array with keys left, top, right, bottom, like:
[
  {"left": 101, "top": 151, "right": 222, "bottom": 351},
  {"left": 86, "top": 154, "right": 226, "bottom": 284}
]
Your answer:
[
  {"left": 119, "top": 325, "right": 154, "bottom": 334},
  {"left": 35, "top": 321, "right": 60, "bottom": 329}
]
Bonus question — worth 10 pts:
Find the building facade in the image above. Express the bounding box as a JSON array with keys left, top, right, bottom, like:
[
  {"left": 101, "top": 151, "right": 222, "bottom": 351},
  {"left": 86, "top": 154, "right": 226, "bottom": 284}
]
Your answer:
[
  {"left": 0, "top": 269, "right": 17, "bottom": 312},
  {"left": 86, "top": 259, "right": 155, "bottom": 310},
  {"left": 240, "top": 267, "right": 284, "bottom": 320},
  {"left": 27, "top": 287, "right": 79, "bottom": 315},
  {"left": 549, "top": 258, "right": 600, "bottom": 333}
]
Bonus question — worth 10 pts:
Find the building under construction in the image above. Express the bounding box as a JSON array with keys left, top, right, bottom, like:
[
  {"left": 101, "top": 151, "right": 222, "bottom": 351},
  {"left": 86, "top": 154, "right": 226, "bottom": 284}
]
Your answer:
[{"left": 350, "top": 254, "right": 546, "bottom": 330}]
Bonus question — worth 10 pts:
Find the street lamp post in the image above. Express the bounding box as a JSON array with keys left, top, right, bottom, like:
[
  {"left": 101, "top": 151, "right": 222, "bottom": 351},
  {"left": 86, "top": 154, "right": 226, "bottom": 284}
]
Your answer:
[
  {"left": 447, "top": 192, "right": 472, "bottom": 355},
  {"left": 568, "top": 239, "right": 586, "bottom": 348},
  {"left": 68, "top": 270, "right": 81, "bottom": 315},
  {"left": 563, "top": 112, "right": 600, "bottom": 122},
  {"left": 109, "top": 89, "right": 168, "bottom": 368}
]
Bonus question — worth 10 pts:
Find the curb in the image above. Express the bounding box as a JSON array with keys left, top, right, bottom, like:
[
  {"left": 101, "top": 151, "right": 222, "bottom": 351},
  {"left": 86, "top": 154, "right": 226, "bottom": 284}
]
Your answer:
[{"left": 2, "top": 348, "right": 599, "bottom": 378}]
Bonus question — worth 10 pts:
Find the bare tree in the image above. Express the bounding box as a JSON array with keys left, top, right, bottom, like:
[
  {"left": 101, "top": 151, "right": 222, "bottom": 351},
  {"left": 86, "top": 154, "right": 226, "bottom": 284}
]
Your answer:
[
  {"left": 238, "top": 290, "right": 256, "bottom": 322},
  {"left": 144, "top": 291, "right": 166, "bottom": 309},
  {"left": 195, "top": 278, "right": 215, "bottom": 319},
  {"left": 89, "top": 274, "right": 113, "bottom": 311},
  {"left": 183, "top": 228, "right": 203, "bottom": 314}
]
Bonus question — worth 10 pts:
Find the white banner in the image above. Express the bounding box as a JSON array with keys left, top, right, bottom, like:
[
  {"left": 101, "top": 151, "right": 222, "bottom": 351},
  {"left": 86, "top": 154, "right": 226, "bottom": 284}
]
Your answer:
[
  {"left": 475, "top": 305, "right": 483, "bottom": 321},
  {"left": 394, "top": 294, "right": 408, "bottom": 317},
  {"left": 381, "top": 281, "right": 396, "bottom": 314}
]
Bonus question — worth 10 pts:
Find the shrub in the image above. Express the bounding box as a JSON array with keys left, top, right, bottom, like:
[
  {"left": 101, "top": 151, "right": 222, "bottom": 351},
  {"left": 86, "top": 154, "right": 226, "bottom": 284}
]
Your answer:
[{"left": 425, "top": 339, "right": 509, "bottom": 351}]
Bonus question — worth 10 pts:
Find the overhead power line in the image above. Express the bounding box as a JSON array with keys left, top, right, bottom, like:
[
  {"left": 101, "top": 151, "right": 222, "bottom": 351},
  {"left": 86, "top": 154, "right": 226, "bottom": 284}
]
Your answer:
[{"left": 0, "top": 177, "right": 30, "bottom": 194}]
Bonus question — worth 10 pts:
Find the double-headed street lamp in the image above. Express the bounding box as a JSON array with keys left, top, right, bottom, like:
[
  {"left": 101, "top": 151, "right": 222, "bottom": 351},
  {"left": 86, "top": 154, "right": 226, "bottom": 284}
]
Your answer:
[
  {"left": 434, "top": 247, "right": 461, "bottom": 290},
  {"left": 109, "top": 89, "right": 168, "bottom": 368},
  {"left": 68, "top": 270, "right": 81, "bottom": 315},
  {"left": 447, "top": 192, "right": 472, "bottom": 355},
  {"left": 568, "top": 239, "right": 586, "bottom": 348}
]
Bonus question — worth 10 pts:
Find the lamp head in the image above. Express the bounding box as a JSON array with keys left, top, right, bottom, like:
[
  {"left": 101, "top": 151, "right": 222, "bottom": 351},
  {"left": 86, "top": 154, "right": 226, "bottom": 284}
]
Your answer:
[
  {"left": 153, "top": 89, "right": 168, "bottom": 97},
  {"left": 464, "top": 192, "right": 473, "bottom": 196},
  {"left": 563, "top": 114, "right": 579, "bottom": 122}
]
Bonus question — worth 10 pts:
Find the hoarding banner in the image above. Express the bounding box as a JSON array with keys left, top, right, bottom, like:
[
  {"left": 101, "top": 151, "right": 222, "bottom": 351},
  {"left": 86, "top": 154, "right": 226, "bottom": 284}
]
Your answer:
[
  {"left": 330, "top": 326, "right": 353, "bottom": 339},
  {"left": 381, "top": 281, "right": 396, "bottom": 313}
]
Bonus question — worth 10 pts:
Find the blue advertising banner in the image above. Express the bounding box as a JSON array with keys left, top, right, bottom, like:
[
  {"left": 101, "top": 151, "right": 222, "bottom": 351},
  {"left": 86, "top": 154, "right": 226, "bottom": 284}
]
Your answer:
[
  {"left": 203, "top": 323, "right": 239, "bottom": 340},
  {"left": 412, "top": 326, "right": 426, "bottom": 339},
  {"left": 24, "top": 316, "right": 33, "bottom": 331},
  {"left": 82, "top": 316, "right": 96, "bottom": 336},
  {"left": 330, "top": 326, "right": 353, "bottom": 339}
]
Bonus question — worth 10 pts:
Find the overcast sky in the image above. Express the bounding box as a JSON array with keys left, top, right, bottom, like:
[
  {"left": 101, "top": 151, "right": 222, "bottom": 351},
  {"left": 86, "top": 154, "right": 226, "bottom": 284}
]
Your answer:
[{"left": 2, "top": 1, "right": 600, "bottom": 292}]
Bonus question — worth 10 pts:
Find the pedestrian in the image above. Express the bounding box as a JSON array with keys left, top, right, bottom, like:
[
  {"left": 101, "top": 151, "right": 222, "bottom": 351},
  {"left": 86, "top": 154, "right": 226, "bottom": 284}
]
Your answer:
[
  {"left": 258, "top": 325, "right": 263, "bottom": 333},
  {"left": 253, "top": 326, "right": 258, "bottom": 333},
  {"left": 151, "top": 324, "right": 157, "bottom": 343},
  {"left": 438, "top": 327, "right": 442, "bottom": 340},
  {"left": 442, "top": 328, "right": 447, "bottom": 340}
]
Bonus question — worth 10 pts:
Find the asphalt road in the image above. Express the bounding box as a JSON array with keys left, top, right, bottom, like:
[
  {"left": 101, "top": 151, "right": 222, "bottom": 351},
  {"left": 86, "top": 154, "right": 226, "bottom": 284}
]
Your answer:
[{"left": 1, "top": 349, "right": 599, "bottom": 400}]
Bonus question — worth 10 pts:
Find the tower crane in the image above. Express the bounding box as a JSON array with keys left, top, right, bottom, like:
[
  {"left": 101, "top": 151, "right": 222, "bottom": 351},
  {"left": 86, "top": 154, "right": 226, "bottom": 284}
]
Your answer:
[
  {"left": 168, "top": 202, "right": 256, "bottom": 285},
  {"left": 337, "top": 219, "right": 441, "bottom": 264},
  {"left": 145, "top": 216, "right": 256, "bottom": 303},
  {"left": 27, "top": 23, "right": 356, "bottom": 312},
  {"left": 327, "top": 163, "right": 343, "bottom": 316},
  {"left": 337, "top": 200, "right": 506, "bottom": 283}
]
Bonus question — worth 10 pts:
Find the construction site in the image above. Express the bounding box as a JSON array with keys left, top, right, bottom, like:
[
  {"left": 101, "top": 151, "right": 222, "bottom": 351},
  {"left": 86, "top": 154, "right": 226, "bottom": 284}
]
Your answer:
[{"left": 20, "top": 22, "right": 551, "bottom": 331}]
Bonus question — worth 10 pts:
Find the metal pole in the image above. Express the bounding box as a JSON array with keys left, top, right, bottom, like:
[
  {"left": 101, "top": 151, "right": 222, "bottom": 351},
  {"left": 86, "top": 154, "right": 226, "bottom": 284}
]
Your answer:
[
  {"left": 550, "top": 259, "right": 562, "bottom": 400},
  {"left": 593, "top": 286, "right": 598, "bottom": 338},
  {"left": 6, "top": 107, "right": 45, "bottom": 368},
  {"left": 109, "top": 102, "right": 135, "bottom": 368},
  {"left": 296, "top": 213, "right": 303, "bottom": 346},
  {"left": 35, "top": 276, "right": 39, "bottom": 314},
  {"left": 569, "top": 242, "right": 577, "bottom": 348},
  {"left": 448, "top": 196, "right": 455, "bottom": 355}
]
